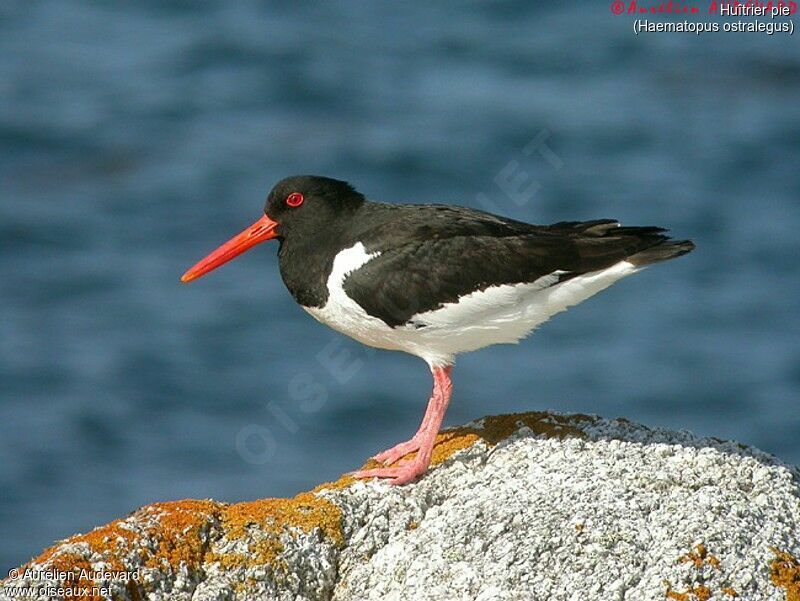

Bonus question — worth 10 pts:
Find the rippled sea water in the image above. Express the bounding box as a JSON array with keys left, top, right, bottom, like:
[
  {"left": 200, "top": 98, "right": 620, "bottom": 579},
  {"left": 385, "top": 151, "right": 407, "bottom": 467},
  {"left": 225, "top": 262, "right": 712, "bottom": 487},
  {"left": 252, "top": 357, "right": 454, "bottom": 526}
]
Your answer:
[{"left": 1, "top": 2, "right": 799, "bottom": 570}]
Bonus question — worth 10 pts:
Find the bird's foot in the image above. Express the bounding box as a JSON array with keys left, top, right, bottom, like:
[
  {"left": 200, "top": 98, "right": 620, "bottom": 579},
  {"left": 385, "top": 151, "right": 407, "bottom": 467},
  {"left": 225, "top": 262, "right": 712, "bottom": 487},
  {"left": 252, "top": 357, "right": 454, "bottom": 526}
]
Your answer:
[
  {"left": 352, "top": 365, "right": 452, "bottom": 486},
  {"left": 371, "top": 437, "right": 423, "bottom": 465},
  {"left": 350, "top": 458, "right": 430, "bottom": 486}
]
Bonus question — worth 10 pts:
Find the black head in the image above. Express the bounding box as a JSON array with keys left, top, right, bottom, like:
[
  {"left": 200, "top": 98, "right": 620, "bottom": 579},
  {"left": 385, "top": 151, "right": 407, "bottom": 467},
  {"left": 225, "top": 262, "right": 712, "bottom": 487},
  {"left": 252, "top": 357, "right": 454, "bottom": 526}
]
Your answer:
[
  {"left": 264, "top": 175, "right": 365, "bottom": 238},
  {"left": 181, "top": 175, "right": 365, "bottom": 283}
]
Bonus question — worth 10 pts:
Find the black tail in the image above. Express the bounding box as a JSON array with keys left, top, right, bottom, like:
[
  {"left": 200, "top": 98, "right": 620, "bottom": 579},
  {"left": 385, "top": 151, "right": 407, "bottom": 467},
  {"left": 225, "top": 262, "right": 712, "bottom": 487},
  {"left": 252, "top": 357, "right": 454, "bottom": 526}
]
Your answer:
[
  {"left": 627, "top": 238, "right": 695, "bottom": 266},
  {"left": 546, "top": 220, "right": 695, "bottom": 267}
]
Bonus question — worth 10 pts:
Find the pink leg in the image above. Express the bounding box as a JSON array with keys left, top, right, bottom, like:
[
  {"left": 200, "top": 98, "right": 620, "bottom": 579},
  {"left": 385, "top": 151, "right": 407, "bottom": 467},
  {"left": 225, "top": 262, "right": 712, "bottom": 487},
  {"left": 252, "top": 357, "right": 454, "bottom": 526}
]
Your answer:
[
  {"left": 371, "top": 381, "right": 439, "bottom": 464},
  {"left": 352, "top": 365, "right": 453, "bottom": 485}
]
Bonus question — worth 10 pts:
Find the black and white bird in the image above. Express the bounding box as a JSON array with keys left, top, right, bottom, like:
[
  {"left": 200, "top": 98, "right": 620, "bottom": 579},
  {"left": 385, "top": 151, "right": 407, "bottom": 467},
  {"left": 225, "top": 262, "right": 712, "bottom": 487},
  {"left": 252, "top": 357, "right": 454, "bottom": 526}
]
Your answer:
[{"left": 182, "top": 175, "right": 694, "bottom": 485}]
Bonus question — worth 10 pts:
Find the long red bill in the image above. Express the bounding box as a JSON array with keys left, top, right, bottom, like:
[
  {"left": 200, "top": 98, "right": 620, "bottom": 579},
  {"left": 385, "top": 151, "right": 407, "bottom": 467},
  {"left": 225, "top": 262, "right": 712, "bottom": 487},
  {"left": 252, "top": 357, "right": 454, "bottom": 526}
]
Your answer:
[{"left": 181, "top": 214, "right": 278, "bottom": 283}]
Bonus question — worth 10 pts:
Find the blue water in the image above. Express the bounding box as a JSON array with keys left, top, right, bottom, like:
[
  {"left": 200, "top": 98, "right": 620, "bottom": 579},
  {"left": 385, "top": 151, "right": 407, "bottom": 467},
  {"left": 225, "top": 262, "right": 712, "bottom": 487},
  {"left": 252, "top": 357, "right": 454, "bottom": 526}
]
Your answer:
[{"left": 1, "top": 1, "right": 799, "bottom": 572}]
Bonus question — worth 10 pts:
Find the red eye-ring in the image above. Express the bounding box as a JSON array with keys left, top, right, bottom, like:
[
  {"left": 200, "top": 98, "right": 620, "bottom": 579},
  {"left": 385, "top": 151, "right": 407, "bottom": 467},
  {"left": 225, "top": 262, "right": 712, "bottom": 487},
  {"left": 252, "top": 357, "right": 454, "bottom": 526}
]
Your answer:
[{"left": 286, "top": 192, "right": 304, "bottom": 207}]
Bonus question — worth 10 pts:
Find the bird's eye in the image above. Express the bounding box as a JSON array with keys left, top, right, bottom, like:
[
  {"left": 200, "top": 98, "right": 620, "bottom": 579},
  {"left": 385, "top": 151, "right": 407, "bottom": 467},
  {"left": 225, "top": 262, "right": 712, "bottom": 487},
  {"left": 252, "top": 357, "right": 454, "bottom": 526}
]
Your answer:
[{"left": 286, "top": 192, "right": 304, "bottom": 207}]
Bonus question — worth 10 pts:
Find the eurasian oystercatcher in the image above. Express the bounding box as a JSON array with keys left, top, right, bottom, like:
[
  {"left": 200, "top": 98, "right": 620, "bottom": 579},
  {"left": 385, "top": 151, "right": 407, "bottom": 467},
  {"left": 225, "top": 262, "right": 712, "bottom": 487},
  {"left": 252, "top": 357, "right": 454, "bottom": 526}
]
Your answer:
[{"left": 182, "top": 175, "right": 694, "bottom": 485}]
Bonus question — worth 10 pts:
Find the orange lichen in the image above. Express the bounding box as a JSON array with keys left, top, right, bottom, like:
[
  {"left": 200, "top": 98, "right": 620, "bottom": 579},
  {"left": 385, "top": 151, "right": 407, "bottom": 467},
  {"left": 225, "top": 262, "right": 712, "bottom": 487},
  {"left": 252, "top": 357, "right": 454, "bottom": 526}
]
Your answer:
[
  {"left": 204, "top": 491, "right": 344, "bottom": 570},
  {"left": 679, "top": 544, "right": 720, "bottom": 570},
  {"left": 430, "top": 411, "right": 593, "bottom": 462},
  {"left": 770, "top": 548, "right": 800, "bottom": 601},
  {"left": 141, "top": 500, "right": 222, "bottom": 570},
  {"left": 35, "top": 499, "right": 222, "bottom": 575},
  {"left": 223, "top": 492, "right": 342, "bottom": 544},
  {"left": 692, "top": 587, "right": 712, "bottom": 601},
  {"left": 31, "top": 518, "right": 140, "bottom": 601},
  {"left": 37, "top": 518, "right": 134, "bottom": 568},
  {"left": 12, "top": 493, "right": 343, "bottom": 598},
  {"left": 665, "top": 544, "right": 733, "bottom": 601},
  {"left": 171, "top": 492, "right": 345, "bottom": 571},
  {"left": 311, "top": 473, "right": 357, "bottom": 493},
  {"left": 664, "top": 580, "right": 689, "bottom": 600},
  {"left": 665, "top": 584, "right": 712, "bottom": 601},
  {"left": 354, "top": 411, "right": 594, "bottom": 471}
]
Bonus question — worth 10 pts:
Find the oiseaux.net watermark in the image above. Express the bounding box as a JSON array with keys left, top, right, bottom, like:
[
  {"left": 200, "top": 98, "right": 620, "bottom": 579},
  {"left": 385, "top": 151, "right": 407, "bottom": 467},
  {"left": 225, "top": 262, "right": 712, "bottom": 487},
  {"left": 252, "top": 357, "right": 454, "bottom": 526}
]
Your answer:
[{"left": 4, "top": 567, "right": 140, "bottom": 599}]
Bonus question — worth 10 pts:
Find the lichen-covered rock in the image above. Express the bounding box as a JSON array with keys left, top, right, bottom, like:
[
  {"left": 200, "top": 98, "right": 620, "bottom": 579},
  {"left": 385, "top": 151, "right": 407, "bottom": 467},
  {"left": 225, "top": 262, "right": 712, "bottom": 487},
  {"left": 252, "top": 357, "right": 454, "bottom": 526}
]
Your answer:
[{"left": 3, "top": 412, "right": 800, "bottom": 601}]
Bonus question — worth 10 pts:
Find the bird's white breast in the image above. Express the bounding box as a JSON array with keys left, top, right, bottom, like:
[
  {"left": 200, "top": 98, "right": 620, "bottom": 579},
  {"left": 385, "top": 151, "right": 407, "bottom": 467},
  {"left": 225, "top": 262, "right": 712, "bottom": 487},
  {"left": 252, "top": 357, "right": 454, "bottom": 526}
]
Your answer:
[
  {"left": 304, "top": 242, "right": 637, "bottom": 367},
  {"left": 302, "top": 242, "right": 393, "bottom": 348}
]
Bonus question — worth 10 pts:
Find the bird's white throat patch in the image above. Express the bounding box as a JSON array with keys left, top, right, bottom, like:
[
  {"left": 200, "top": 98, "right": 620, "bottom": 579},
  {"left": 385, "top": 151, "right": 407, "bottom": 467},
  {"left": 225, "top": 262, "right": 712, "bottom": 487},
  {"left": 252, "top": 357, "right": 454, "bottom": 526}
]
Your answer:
[
  {"left": 302, "top": 242, "right": 391, "bottom": 349},
  {"left": 326, "top": 242, "right": 381, "bottom": 297}
]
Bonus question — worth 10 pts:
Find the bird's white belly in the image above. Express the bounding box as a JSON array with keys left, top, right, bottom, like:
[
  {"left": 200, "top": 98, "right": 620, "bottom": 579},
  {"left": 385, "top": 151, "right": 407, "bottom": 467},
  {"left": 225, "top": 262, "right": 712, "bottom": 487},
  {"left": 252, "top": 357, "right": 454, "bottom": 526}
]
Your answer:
[{"left": 303, "top": 243, "right": 637, "bottom": 367}]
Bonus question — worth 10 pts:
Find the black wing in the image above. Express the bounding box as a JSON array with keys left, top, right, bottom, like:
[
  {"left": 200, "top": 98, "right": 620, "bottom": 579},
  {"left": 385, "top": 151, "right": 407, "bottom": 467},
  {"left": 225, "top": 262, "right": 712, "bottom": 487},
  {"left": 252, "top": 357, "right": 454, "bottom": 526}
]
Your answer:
[{"left": 345, "top": 207, "right": 692, "bottom": 327}]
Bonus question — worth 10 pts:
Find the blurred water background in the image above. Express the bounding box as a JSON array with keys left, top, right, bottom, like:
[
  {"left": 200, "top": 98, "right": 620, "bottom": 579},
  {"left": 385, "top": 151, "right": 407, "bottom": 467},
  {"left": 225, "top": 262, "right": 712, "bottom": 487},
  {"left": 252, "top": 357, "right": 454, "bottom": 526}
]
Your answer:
[{"left": 1, "top": 1, "right": 799, "bottom": 570}]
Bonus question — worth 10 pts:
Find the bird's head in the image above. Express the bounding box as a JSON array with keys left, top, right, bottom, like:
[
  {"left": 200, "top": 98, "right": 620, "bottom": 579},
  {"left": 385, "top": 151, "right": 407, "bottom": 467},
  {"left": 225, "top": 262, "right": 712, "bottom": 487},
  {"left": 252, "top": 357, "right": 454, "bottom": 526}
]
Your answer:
[{"left": 181, "top": 175, "right": 364, "bottom": 283}]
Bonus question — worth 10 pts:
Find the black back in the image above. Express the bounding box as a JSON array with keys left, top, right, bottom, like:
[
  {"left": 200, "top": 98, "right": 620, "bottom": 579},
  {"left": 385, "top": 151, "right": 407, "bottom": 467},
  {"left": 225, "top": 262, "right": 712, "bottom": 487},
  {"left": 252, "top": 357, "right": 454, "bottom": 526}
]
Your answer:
[{"left": 345, "top": 211, "right": 692, "bottom": 326}]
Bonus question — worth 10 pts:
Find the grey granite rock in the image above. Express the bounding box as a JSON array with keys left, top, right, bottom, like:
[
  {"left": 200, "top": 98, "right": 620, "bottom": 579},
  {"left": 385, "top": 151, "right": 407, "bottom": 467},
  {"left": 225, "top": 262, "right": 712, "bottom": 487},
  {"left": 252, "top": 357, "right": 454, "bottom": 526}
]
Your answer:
[{"left": 3, "top": 412, "right": 799, "bottom": 601}]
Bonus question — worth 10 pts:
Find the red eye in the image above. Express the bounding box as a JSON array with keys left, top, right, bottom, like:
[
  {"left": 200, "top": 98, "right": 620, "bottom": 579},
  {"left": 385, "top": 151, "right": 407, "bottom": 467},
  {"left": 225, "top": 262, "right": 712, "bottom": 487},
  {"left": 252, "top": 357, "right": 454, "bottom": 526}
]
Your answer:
[{"left": 286, "top": 192, "right": 304, "bottom": 207}]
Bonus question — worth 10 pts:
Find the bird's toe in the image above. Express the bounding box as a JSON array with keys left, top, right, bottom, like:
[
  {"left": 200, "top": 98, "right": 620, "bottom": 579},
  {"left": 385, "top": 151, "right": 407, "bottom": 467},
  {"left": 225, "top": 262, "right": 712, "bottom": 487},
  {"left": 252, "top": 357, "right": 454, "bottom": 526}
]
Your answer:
[
  {"left": 349, "top": 461, "right": 428, "bottom": 485},
  {"left": 372, "top": 439, "right": 421, "bottom": 465}
]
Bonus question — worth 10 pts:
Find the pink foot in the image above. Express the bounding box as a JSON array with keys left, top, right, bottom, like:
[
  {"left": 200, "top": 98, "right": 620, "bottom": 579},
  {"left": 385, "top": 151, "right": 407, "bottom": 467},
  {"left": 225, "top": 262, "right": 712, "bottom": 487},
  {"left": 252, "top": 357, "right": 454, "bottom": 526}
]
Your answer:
[
  {"left": 353, "top": 365, "right": 453, "bottom": 486},
  {"left": 372, "top": 438, "right": 422, "bottom": 465},
  {"left": 350, "top": 458, "right": 429, "bottom": 486}
]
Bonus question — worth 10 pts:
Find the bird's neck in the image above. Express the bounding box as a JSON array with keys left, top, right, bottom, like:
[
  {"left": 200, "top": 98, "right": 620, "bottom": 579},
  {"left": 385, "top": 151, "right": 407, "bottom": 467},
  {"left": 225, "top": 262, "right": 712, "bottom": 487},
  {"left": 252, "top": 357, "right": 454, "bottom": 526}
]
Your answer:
[
  {"left": 276, "top": 201, "right": 393, "bottom": 307},
  {"left": 276, "top": 217, "right": 357, "bottom": 308}
]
